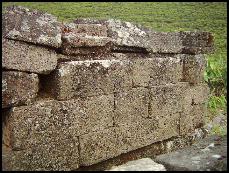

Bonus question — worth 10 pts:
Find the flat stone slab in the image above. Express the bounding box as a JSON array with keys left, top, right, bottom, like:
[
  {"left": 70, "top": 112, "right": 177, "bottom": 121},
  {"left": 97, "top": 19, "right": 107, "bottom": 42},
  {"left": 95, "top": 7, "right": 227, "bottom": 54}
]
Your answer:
[
  {"left": 155, "top": 135, "right": 227, "bottom": 171},
  {"left": 2, "top": 71, "right": 39, "bottom": 108},
  {"left": 3, "top": 39, "right": 58, "bottom": 74},
  {"left": 3, "top": 6, "right": 62, "bottom": 48},
  {"left": 107, "top": 158, "right": 166, "bottom": 171}
]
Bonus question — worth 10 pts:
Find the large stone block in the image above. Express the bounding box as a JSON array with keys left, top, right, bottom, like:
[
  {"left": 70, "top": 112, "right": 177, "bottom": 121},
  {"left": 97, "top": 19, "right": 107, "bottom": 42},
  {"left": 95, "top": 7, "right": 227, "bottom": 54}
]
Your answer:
[
  {"left": 114, "top": 87, "right": 149, "bottom": 125},
  {"left": 182, "top": 54, "right": 207, "bottom": 84},
  {"left": 148, "top": 31, "right": 214, "bottom": 54},
  {"left": 2, "top": 6, "right": 62, "bottom": 48},
  {"left": 2, "top": 96, "right": 113, "bottom": 150},
  {"left": 149, "top": 83, "right": 189, "bottom": 116},
  {"left": 45, "top": 59, "right": 132, "bottom": 100},
  {"left": 132, "top": 54, "right": 183, "bottom": 87},
  {"left": 2, "top": 71, "right": 39, "bottom": 108},
  {"left": 2, "top": 39, "right": 57, "bottom": 74},
  {"left": 2, "top": 141, "right": 79, "bottom": 171}
]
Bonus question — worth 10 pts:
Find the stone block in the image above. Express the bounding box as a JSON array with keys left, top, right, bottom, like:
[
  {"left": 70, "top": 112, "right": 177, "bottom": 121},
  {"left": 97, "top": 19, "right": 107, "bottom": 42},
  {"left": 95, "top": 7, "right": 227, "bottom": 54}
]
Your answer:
[
  {"left": 180, "top": 103, "right": 207, "bottom": 135},
  {"left": 2, "top": 141, "right": 79, "bottom": 171},
  {"left": 2, "top": 6, "right": 62, "bottom": 48},
  {"left": 132, "top": 54, "right": 183, "bottom": 87},
  {"left": 182, "top": 54, "right": 207, "bottom": 84},
  {"left": 114, "top": 87, "right": 149, "bottom": 125},
  {"left": 2, "top": 96, "right": 113, "bottom": 150},
  {"left": 107, "top": 158, "right": 166, "bottom": 171},
  {"left": 79, "top": 127, "right": 120, "bottom": 166},
  {"left": 45, "top": 59, "right": 132, "bottom": 100},
  {"left": 149, "top": 83, "right": 189, "bottom": 116},
  {"left": 148, "top": 31, "right": 214, "bottom": 54},
  {"left": 2, "top": 39, "right": 57, "bottom": 74},
  {"left": 2, "top": 71, "right": 39, "bottom": 108}
]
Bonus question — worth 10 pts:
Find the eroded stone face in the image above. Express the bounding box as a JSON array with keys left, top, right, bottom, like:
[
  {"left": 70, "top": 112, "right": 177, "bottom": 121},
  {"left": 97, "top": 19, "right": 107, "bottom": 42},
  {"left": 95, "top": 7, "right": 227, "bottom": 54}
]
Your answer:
[
  {"left": 2, "top": 71, "right": 39, "bottom": 108},
  {"left": 45, "top": 59, "right": 132, "bottom": 100},
  {"left": 182, "top": 54, "right": 207, "bottom": 84},
  {"left": 132, "top": 54, "right": 183, "bottom": 87},
  {"left": 3, "top": 39, "right": 58, "bottom": 74},
  {"left": 2, "top": 6, "right": 62, "bottom": 48}
]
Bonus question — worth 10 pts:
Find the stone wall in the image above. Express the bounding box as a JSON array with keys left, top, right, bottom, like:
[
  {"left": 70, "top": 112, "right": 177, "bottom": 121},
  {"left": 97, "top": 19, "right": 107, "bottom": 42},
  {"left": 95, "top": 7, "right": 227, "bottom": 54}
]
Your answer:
[{"left": 2, "top": 6, "right": 214, "bottom": 171}]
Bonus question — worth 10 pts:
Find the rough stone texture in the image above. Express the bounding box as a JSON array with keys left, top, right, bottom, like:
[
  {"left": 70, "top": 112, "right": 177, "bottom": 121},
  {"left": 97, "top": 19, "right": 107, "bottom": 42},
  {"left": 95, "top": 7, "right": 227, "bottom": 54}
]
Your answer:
[
  {"left": 45, "top": 59, "right": 132, "bottom": 100},
  {"left": 148, "top": 31, "right": 214, "bottom": 54},
  {"left": 107, "top": 158, "right": 166, "bottom": 171},
  {"left": 132, "top": 54, "right": 183, "bottom": 87},
  {"left": 2, "top": 97, "right": 113, "bottom": 150},
  {"left": 2, "top": 6, "right": 62, "bottom": 48},
  {"left": 182, "top": 54, "right": 207, "bottom": 84},
  {"left": 2, "top": 39, "right": 57, "bottom": 74},
  {"left": 149, "top": 83, "right": 189, "bottom": 116},
  {"left": 2, "top": 71, "right": 39, "bottom": 108},
  {"left": 155, "top": 135, "right": 227, "bottom": 171}
]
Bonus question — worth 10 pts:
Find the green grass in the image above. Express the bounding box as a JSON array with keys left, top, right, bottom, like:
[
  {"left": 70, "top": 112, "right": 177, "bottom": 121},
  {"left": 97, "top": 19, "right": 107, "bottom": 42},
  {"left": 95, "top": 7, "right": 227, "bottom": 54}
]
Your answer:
[{"left": 2, "top": 2, "right": 227, "bottom": 127}]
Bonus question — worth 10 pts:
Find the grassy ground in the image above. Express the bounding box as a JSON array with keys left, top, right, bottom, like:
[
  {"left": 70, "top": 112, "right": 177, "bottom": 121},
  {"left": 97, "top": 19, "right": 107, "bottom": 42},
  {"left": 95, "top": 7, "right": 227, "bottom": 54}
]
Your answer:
[{"left": 2, "top": 2, "right": 227, "bottom": 135}]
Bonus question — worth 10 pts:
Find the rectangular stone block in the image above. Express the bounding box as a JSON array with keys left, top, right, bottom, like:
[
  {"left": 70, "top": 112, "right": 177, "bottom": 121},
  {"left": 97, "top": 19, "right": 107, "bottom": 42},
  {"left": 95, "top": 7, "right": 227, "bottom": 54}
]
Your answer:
[
  {"left": 2, "top": 39, "right": 57, "bottom": 74},
  {"left": 2, "top": 141, "right": 79, "bottom": 171},
  {"left": 45, "top": 59, "right": 132, "bottom": 100},
  {"left": 132, "top": 54, "right": 183, "bottom": 87},
  {"left": 182, "top": 54, "right": 206, "bottom": 84},
  {"left": 3, "top": 6, "right": 62, "bottom": 48},
  {"left": 149, "top": 83, "right": 189, "bottom": 116},
  {"left": 63, "top": 23, "right": 108, "bottom": 37},
  {"left": 180, "top": 103, "right": 207, "bottom": 136},
  {"left": 2, "top": 96, "right": 113, "bottom": 150},
  {"left": 148, "top": 31, "right": 214, "bottom": 54},
  {"left": 2, "top": 71, "right": 39, "bottom": 108},
  {"left": 114, "top": 87, "right": 149, "bottom": 125}
]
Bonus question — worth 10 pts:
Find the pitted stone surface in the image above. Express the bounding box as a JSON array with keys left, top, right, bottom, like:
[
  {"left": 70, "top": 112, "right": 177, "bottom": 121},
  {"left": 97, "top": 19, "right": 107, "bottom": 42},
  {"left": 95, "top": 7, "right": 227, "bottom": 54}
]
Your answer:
[
  {"left": 45, "top": 58, "right": 132, "bottom": 100},
  {"left": 132, "top": 54, "right": 183, "bottom": 87},
  {"left": 155, "top": 135, "right": 227, "bottom": 171},
  {"left": 2, "top": 6, "right": 62, "bottom": 48},
  {"left": 2, "top": 71, "right": 39, "bottom": 108},
  {"left": 107, "top": 158, "right": 166, "bottom": 171},
  {"left": 3, "top": 39, "right": 58, "bottom": 74}
]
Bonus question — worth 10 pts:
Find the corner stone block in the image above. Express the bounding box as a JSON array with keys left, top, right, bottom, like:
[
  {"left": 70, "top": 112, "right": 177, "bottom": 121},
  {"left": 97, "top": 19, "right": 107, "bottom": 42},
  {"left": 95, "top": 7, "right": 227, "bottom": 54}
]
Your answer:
[
  {"left": 2, "top": 71, "right": 39, "bottom": 108},
  {"left": 182, "top": 54, "right": 207, "bottom": 84},
  {"left": 2, "top": 39, "right": 58, "bottom": 74},
  {"left": 180, "top": 103, "right": 207, "bottom": 136},
  {"left": 148, "top": 31, "right": 214, "bottom": 54},
  {"left": 132, "top": 54, "right": 183, "bottom": 87},
  {"left": 46, "top": 59, "right": 132, "bottom": 100},
  {"left": 3, "top": 6, "right": 62, "bottom": 48}
]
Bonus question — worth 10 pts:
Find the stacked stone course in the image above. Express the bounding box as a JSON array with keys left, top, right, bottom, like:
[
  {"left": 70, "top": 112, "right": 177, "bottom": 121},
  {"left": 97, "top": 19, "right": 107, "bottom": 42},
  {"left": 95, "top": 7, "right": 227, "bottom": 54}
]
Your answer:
[{"left": 2, "top": 6, "right": 213, "bottom": 171}]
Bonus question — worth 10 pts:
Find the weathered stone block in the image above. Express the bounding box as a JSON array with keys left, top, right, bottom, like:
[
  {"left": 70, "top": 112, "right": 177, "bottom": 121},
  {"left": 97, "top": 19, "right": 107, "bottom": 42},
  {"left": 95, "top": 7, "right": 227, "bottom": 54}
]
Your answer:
[
  {"left": 149, "top": 83, "right": 189, "bottom": 116},
  {"left": 132, "top": 54, "right": 183, "bottom": 87},
  {"left": 3, "top": 6, "right": 62, "bottom": 48},
  {"left": 2, "top": 141, "right": 79, "bottom": 171},
  {"left": 114, "top": 87, "right": 149, "bottom": 125},
  {"left": 63, "top": 22, "right": 108, "bottom": 37},
  {"left": 2, "top": 71, "right": 39, "bottom": 108},
  {"left": 46, "top": 59, "right": 132, "bottom": 100},
  {"left": 2, "top": 39, "right": 57, "bottom": 74},
  {"left": 182, "top": 54, "right": 206, "bottom": 84},
  {"left": 79, "top": 127, "right": 121, "bottom": 166},
  {"left": 148, "top": 31, "right": 214, "bottom": 54},
  {"left": 2, "top": 96, "right": 113, "bottom": 150},
  {"left": 180, "top": 103, "right": 207, "bottom": 135}
]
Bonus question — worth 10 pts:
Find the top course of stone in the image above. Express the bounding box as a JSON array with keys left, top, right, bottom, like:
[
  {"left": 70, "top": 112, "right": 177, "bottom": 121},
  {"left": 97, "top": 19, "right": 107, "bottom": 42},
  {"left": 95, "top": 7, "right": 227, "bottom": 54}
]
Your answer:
[{"left": 2, "top": 5, "right": 214, "bottom": 55}]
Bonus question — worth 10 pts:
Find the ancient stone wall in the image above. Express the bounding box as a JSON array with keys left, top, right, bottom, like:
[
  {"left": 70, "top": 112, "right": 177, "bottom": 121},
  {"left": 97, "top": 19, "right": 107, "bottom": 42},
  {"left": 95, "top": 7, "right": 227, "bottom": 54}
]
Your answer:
[{"left": 2, "top": 6, "right": 214, "bottom": 171}]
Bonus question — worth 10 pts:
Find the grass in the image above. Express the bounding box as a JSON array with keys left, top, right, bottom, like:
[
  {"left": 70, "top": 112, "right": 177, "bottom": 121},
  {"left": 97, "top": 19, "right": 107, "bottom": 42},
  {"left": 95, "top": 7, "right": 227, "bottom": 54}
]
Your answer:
[{"left": 2, "top": 2, "right": 227, "bottom": 133}]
